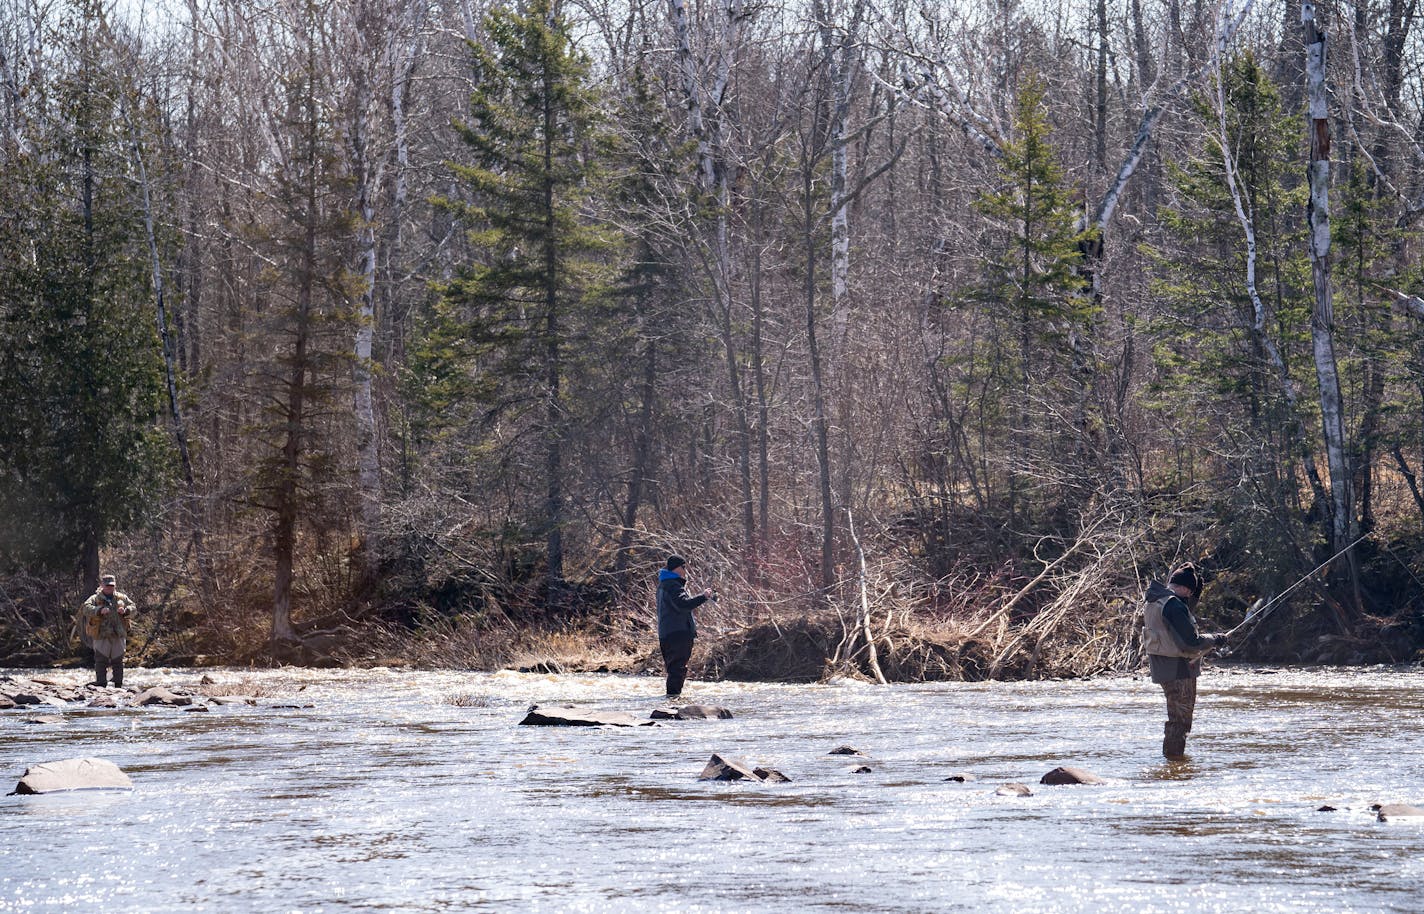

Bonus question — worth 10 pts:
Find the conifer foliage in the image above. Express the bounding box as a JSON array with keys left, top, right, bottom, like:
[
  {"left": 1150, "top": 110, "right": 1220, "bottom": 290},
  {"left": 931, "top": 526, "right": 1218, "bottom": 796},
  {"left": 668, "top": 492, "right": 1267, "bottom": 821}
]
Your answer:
[
  {"left": 423, "top": 0, "right": 618, "bottom": 592},
  {"left": 0, "top": 2, "right": 167, "bottom": 579}
]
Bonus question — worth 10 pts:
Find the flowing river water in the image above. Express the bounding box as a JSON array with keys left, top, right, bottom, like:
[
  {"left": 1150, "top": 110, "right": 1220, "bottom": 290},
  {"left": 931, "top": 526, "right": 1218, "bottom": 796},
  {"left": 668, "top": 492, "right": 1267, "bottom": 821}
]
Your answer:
[{"left": 2, "top": 665, "right": 1423, "bottom": 913}]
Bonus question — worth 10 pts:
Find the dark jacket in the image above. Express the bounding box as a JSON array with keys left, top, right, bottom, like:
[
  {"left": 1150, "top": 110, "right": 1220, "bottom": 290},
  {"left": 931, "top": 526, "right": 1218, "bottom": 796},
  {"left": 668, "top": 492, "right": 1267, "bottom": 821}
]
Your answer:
[
  {"left": 657, "top": 569, "right": 707, "bottom": 641},
  {"left": 1143, "top": 579, "right": 1213, "bottom": 684}
]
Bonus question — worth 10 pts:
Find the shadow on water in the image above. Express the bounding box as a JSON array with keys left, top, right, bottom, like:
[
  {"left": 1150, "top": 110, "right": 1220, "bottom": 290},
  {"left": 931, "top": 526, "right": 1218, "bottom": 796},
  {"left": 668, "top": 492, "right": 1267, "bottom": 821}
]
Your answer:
[
  {"left": 1141, "top": 758, "right": 1202, "bottom": 781},
  {"left": 562, "top": 780, "right": 837, "bottom": 808}
]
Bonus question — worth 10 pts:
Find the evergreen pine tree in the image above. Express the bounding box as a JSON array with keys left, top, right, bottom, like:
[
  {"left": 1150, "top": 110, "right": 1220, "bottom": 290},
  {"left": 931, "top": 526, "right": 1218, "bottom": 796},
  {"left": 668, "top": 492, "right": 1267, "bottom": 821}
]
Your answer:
[
  {"left": 427, "top": 0, "right": 618, "bottom": 592},
  {"left": 1147, "top": 54, "right": 1314, "bottom": 582},
  {"left": 0, "top": 2, "right": 169, "bottom": 578},
  {"left": 966, "top": 73, "right": 1097, "bottom": 515}
]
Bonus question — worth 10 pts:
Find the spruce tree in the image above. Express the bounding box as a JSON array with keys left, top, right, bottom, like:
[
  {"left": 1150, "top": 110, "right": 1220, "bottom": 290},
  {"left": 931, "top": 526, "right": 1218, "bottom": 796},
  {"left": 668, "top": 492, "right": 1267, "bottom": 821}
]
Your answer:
[
  {"left": 1147, "top": 54, "right": 1313, "bottom": 582},
  {"left": 0, "top": 3, "right": 168, "bottom": 578},
  {"left": 967, "top": 73, "right": 1097, "bottom": 516},
  {"left": 429, "top": 0, "right": 618, "bottom": 593}
]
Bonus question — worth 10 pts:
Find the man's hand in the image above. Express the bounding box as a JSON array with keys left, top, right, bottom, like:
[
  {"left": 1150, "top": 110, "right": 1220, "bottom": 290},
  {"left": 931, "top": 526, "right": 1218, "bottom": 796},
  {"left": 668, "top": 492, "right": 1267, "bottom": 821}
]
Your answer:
[{"left": 702, "top": 588, "right": 713, "bottom": 598}]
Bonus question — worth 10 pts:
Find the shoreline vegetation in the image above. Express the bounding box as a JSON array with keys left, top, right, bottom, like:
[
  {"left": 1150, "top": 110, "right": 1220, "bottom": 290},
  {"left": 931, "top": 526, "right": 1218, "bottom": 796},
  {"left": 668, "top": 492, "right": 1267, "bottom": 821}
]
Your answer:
[{"left": 4, "top": 503, "right": 1421, "bottom": 679}]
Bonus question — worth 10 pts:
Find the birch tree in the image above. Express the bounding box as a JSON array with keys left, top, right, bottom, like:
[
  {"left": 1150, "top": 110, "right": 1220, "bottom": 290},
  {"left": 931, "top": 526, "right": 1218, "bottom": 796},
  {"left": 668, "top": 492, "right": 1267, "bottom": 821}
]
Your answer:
[{"left": 1302, "top": 0, "right": 1360, "bottom": 613}]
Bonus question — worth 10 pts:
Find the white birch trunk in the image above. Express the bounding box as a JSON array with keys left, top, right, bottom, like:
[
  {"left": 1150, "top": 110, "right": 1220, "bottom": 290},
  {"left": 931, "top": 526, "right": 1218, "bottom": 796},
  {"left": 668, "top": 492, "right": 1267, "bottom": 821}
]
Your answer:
[
  {"left": 352, "top": 69, "right": 382, "bottom": 566},
  {"left": 1092, "top": 0, "right": 1258, "bottom": 234},
  {"left": 1383, "top": 287, "right": 1424, "bottom": 319},
  {"left": 668, "top": 0, "right": 756, "bottom": 547},
  {"left": 669, "top": 0, "right": 715, "bottom": 190},
  {"left": 1303, "top": 2, "right": 1354, "bottom": 559},
  {"left": 1214, "top": 72, "right": 1299, "bottom": 410},
  {"left": 820, "top": 0, "right": 863, "bottom": 349}
]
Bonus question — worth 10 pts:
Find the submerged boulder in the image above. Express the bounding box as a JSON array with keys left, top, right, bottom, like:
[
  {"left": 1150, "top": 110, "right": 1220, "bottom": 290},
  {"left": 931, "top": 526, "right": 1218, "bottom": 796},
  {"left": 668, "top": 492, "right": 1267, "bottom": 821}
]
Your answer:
[
  {"left": 10, "top": 758, "right": 133, "bottom": 795},
  {"left": 943, "top": 773, "right": 977, "bottom": 783},
  {"left": 135, "top": 687, "right": 193, "bottom": 708},
  {"left": 650, "top": 704, "right": 733, "bottom": 721},
  {"left": 828, "top": 746, "right": 866, "bottom": 756},
  {"left": 519, "top": 705, "right": 652, "bottom": 727},
  {"left": 699, "top": 753, "right": 789, "bottom": 783},
  {"left": 699, "top": 753, "right": 762, "bottom": 781},
  {"left": 1040, "top": 766, "right": 1106, "bottom": 786},
  {"left": 1376, "top": 804, "right": 1424, "bottom": 822},
  {"left": 995, "top": 783, "right": 1033, "bottom": 797}
]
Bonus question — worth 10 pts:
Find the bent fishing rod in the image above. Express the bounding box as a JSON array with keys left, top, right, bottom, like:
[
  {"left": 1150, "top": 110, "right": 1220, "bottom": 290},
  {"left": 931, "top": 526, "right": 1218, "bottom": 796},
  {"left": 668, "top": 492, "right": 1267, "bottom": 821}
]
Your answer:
[{"left": 1221, "top": 530, "right": 1372, "bottom": 642}]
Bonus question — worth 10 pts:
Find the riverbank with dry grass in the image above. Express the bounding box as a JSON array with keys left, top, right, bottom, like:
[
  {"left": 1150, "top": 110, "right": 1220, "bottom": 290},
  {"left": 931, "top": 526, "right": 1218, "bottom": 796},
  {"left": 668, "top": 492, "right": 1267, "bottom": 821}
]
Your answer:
[{"left": 5, "top": 500, "right": 1423, "bottom": 680}]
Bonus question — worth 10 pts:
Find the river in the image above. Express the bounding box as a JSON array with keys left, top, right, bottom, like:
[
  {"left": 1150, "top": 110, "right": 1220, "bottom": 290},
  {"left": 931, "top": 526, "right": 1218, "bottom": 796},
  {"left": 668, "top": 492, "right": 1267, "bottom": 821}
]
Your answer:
[{"left": 2, "top": 665, "right": 1422, "bottom": 912}]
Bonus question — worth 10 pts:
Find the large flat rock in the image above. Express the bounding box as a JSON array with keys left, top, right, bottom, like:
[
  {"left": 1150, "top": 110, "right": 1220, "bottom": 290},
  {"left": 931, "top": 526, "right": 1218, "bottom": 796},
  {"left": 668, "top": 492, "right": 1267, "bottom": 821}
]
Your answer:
[
  {"left": 1040, "top": 766, "right": 1107, "bottom": 786},
  {"left": 698, "top": 753, "right": 763, "bottom": 781},
  {"left": 519, "top": 705, "right": 652, "bottom": 727},
  {"left": 650, "top": 704, "right": 733, "bottom": 721},
  {"left": 135, "top": 687, "right": 193, "bottom": 707},
  {"left": 1376, "top": 804, "right": 1424, "bottom": 822},
  {"left": 11, "top": 758, "right": 133, "bottom": 795}
]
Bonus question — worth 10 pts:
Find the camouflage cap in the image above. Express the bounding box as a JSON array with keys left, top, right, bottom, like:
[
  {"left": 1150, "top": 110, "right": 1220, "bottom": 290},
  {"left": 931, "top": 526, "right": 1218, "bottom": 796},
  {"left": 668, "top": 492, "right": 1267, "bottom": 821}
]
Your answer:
[{"left": 100, "top": 574, "right": 117, "bottom": 586}]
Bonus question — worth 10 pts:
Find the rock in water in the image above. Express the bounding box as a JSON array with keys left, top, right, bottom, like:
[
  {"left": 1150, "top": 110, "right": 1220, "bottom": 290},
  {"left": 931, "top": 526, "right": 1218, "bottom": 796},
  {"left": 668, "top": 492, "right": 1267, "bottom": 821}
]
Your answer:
[
  {"left": 1040, "top": 766, "right": 1106, "bottom": 786},
  {"left": 135, "top": 688, "right": 193, "bottom": 707},
  {"left": 995, "top": 783, "right": 1033, "bottom": 797},
  {"left": 753, "top": 767, "right": 792, "bottom": 783},
  {"left": 1376, "top": 804, "right": 1424, "bottom": 822},
  {"left": 698, "top": 753, "right": 763, "bottom": 781},
  {"left": 519, "top": 705, "right": 651, "bottom": 727},
  {"left": 11, "top": 758, "right": 133, "bottom": 795},
  {"left": 650, "top": 704, "right": 733, "bottom": 721},
  {"left": 828, "top": 745, "right": 866, "bottom": 756},
  {"left": 851, "top": 766, "right": 873, "bottom": 774},
  {"left": 943, "top": 773, "right": 977, "bottom": 783}
]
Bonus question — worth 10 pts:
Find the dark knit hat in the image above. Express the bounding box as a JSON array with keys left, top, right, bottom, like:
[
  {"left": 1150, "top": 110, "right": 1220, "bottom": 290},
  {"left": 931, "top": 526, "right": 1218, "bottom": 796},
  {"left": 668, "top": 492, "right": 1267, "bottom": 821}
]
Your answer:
[
  {"left": 1168, "top": 563, "right": 1202, "bottom": 597},
  {"left": 665, "top": 554, "right": 686, "bottom": 571}
]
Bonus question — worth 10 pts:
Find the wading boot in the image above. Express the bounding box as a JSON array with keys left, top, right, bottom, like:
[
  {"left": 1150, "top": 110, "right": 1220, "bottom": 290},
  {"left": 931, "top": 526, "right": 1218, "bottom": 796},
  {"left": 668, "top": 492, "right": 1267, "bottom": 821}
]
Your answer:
[
  {"left": 1162, "top": 722, "right": 1188, "bottom": 759},
  {"left": 93, "top": 657, "right": 107, "bottom": 688},
  {"left": 111, "top": 659, "right": 123, "bottom": 688}
]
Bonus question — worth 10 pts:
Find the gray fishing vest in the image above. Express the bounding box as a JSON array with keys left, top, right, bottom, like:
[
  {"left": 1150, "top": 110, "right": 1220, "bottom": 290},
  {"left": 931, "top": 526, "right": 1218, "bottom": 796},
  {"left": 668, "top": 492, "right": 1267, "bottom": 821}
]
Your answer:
[{"left": 1142, "top": 595, "right": 1200, "bottom": 659}]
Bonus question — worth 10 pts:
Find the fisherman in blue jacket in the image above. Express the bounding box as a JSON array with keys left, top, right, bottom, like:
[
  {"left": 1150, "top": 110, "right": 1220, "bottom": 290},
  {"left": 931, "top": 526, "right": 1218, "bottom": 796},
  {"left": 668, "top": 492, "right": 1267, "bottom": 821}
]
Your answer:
[
  {"left": 656, "top": 554, "right": 712, "bottom": 700},
  {"left": 1142, "top": 562, "right": 1224, "bottom": 758}
]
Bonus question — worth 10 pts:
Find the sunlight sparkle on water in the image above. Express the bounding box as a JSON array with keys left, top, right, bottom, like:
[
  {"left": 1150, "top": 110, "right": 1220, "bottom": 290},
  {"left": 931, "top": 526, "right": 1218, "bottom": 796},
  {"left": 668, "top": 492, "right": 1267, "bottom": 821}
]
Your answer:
[{"left": 3, "top": 666, "right": 1424, "bottom": 912}]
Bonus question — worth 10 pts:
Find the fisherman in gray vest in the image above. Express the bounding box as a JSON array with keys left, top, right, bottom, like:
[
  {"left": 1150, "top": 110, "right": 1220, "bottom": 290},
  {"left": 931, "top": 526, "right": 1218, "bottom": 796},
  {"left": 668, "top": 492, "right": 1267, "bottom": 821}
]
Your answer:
[
  {"left": 1142, "top": 563, "right": 1224, "bottom": 759},
  {"left": 82, "top": 574, "right": 135, "bottom": 688}
]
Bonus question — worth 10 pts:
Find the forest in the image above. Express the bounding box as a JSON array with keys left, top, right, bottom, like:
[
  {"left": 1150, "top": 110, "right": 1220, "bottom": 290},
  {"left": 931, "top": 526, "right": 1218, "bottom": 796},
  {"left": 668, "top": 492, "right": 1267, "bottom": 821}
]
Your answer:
[{"left": 1, "top": 0, "right": 1422, "bottom": 678}]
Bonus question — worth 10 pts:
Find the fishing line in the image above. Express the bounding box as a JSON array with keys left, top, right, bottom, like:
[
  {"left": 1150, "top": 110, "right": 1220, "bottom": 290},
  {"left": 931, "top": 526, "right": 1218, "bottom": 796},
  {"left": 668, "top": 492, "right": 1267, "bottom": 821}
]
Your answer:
[{"left": 1222, "top": 530, "right": 1372, "bottom": 644}]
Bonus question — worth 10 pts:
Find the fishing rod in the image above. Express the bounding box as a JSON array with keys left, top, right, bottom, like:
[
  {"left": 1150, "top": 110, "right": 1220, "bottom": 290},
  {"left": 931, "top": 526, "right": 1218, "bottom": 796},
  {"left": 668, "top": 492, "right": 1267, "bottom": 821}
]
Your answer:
[{"left": 1221, "top": 530, "right": 1372, "bottom": 643}]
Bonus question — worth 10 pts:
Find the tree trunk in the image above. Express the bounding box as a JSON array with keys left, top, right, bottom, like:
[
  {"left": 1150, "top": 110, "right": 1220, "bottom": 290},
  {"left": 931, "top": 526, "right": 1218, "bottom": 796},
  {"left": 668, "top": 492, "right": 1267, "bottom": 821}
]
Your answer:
[
  {"left": 352, "top": 64, "right": 382, "bottom": 585},
  {"left": 668, "top": 0, "right": 754, "bottom": 551},
  {"left": 1302, "top": 1, "right": 1360, "bottom": 622},
  {"left": 123, "top": 87, "right": 214, "bottom": 603},
  {"left": 613, "top": 272, "right": 658, "bottom": 583},
  {"left": 804, "top": 166, "right": 836, "bottom": 595},
  {"left": 1095, "top": 0, "right": 1108, "bottom": 168},
  {"left": 272, "top": 44, "right": 320, "bottom": 645},
  {"left": 542, "top": 59, "right": 564, "bottom": 588}
]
